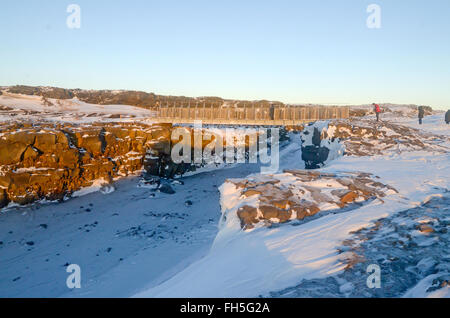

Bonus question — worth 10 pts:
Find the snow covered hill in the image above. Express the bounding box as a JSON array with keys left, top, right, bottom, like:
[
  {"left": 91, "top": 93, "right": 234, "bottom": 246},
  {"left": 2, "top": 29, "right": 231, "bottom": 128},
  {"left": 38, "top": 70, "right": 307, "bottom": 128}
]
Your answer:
[{"left": 0, "top": 92, "right": 155, "bottom": 124}]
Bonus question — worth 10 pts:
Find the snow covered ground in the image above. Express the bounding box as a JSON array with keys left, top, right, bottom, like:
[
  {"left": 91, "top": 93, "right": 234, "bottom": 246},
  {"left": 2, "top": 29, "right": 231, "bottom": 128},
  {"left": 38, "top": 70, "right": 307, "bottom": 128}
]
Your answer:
[
  {"left": 135, "top": 113, "right": 449, "bottom": 298},
  {"left": 0, "top": 92, "right": 155, "bottom": 124},
  {"left": 135, "top": 151, "right": 449, "bottom": 298},
  {"left": 0, "top": 164, "right": 261, "bottom": 297},
  {"left": 390, "top": 113, "right": 450, "bottom": 137},
  {"left": 0, "top": 106, "right": 448, "bottom": 298}
]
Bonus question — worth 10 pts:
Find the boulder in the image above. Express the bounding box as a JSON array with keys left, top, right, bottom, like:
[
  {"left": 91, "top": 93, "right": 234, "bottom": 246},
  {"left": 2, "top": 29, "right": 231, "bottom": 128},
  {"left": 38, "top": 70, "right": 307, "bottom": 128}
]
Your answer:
[
  {"left": 340, "top": 191, "right": 358, "bottom": 204},
  {"left": 22, "top": 146, "right": 40, "bottom": 161},
  {"left": 0, "top": 141, "right": 28, "bottom": 164},
  {"left": 291, "top": 204, "right": 320, "bottom": 220},
  {"left": 80, "top": 135, "right": 103, "bottom": 156},
  {"left": 157, "top": 183, "right": 175, "bottom": 194},
  {"left": 0, "top": 175, "right": 12, "bottom": 188},
  {"left": 59, "top": 149, "right": 80, "bottom": 168},
  {"left": 34, "top": 133, "right": 57, "bottom": 152},
  {"left": 419, "top": 224, "right": 434, "bottom": 233},
  {"left": 300, "top": 126, "right": 333, "bottom": 169},
  {"left": 4, "top": 131, "right": 36, "bottom": 145},
  {"left": 259, "top": 205, "right": 292, "bottom": 223},
  {"left": 237, "top": 205, "right": 259, "bottom": 229},
  {"left": 0, "top": 189, "right": 8, "bottom": 208}
]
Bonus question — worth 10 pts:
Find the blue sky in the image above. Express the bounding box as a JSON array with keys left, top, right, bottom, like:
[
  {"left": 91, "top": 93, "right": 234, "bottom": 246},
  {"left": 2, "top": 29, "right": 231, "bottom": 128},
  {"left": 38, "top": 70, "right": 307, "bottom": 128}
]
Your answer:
[{"left": 0, "top": 0, "right": 449, "bottom": 109}]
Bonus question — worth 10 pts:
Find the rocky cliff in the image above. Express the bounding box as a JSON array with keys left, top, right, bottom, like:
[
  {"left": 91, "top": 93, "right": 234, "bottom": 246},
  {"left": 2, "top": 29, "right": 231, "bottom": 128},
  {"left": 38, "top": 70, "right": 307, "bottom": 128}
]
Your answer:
[{"left": 0, "top": 122, "right": 177, "bottom": 208}]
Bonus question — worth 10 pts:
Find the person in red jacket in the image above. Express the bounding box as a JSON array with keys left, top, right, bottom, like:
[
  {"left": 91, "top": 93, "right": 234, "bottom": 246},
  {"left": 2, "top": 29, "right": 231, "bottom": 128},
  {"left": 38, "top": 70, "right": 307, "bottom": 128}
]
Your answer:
[{"left": 373, "top": 103, "right": 381, "bottom": 122}]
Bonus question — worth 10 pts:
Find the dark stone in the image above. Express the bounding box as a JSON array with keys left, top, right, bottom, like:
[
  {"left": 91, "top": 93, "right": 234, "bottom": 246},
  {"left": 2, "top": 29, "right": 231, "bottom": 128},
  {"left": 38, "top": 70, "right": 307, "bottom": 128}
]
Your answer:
[
  {"left": 158, "top": 183, "right": 175, "bottom": 194},
  {"left": 301, "top": 145, "right": 330, "bottom": 169},
  {"left": 311, "top": 127, "right": 321, "bottom": 146}
]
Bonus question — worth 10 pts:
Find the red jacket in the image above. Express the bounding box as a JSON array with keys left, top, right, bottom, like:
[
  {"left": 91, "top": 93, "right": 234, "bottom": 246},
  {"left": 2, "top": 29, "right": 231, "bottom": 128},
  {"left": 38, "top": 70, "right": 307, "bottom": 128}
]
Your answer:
[{"left": 374, "top": 104, "right": 381, "bottom": 113}]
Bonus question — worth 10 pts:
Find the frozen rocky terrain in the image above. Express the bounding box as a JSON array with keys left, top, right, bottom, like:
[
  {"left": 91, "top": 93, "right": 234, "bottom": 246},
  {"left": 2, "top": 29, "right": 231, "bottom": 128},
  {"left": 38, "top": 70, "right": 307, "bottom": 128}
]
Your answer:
[
  {"left": 0, "top": 91, "right": 155, "bottom": 124},
  {"left": 0, "top": 92, "right": 449, "bottom": 298}
]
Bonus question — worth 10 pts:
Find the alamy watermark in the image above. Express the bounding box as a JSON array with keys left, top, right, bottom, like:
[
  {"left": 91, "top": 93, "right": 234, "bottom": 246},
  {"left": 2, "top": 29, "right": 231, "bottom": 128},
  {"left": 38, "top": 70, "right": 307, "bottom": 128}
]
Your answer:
[
  {"left": 170, "top": 121, "right": 280, "bottom": 174},
  {"left": 66, "top": 264, "right": 81, "bottom": 289},
  {"left": 366, "top": 4, "right": 381, "bottom": 29},
  {"left": 366, "top": 264, "right": 381, "bottom": 289},
  {"left": 66, "top": 4, "right": 81, "bottom": 29}
]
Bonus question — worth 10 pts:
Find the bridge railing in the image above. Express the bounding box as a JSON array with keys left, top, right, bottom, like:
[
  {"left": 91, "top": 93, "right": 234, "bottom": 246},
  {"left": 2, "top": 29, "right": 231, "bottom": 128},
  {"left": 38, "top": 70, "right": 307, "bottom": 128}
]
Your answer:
[{"left": 155, "top": 104, "right": 349, "bottom": 125}]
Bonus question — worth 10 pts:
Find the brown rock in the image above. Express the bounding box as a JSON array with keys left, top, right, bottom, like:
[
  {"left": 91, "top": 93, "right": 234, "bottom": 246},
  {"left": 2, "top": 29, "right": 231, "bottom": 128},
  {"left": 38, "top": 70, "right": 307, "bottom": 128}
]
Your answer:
[
  {"left": 237, "top": 205, "right": 259, "bottom": 229},
  {"left": 80, "top": 135, "right": 103, "bottom": 155},
  {"left": 0, "top": 188, "right": 8, "bottom": 208},
  {"left": 419, "top": 224, "right": 434, "bottom": 233},
  {"left": 10, "top": 193, "right": 37, "bottom": 205},
  {"left": 272, "top": 199, "right": 291, "bottom": 210},
  {"left": 29, "top": 173, "right": 54, "bottom": 186},
  {"left": 4, "top": 131, "right": 36, "bottom": 145},
  {"left": 0, "top": 141, "right": 28, "bottom": 164},
  {"left": 258, "top": 205, "right": 292, "bottom": 222},
  {"left": 148, "top": 140, "right": 171, "bottom": 156},
  {"left": 59, "top": 149, "right": 80, "bottom": 168},
  {"left": 242, "top": 189, "right": 262, "bottom": 197},
  {"left": 151, "top": 126, "right": 172, "bottom": 141},
  {"left": 11, "top": 173, "right": 31, "bottom": 189},
  {"left": 34, "top": 133, "right": 57, "bottom": 152},
  {"left": 0, "top": 175, "right": 12, "bottom": 188},
  {"left": 291, "top": 204, "right": 320, "bottom": 220},
  {"left": 55, "top": 131, "right": 70, "bottom": 147},
  {"left": 340, "top": 191, "right": 358, "bottom": 204},
  {"left": 22, "top": 146, "right": 39, "bottom": 161}
]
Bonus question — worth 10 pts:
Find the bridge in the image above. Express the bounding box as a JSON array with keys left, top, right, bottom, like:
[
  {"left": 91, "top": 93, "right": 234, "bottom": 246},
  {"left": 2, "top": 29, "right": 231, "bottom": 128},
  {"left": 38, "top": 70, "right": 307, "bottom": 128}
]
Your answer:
[{"left": 153, "top": 105, "right": 350, "bottom": 126}]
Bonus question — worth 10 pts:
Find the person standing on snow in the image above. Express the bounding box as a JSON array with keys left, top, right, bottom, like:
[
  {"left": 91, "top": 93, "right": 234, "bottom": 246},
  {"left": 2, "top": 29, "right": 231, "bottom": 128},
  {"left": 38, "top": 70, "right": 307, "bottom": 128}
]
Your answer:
[
  {"left": 446, "top": 110, "right": 450, "bottom": 124},
  {"left": 418, "top": 106, "right": 425, "bottom": 125},
  {"left": 373, "top": 103, "right": 381, "bottom": 122}
]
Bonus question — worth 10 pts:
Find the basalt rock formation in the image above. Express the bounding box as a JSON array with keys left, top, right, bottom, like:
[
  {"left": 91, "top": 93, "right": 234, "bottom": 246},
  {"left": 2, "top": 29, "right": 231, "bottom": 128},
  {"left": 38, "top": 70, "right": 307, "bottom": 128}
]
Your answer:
[
  {"left": 326, "top": 120, "right": 448, "bottom": 156},
  {"left": 0, "top": 121, "right": 264, "bottom": 208},
  {"left": 298, "top": 120, "right": 448, "bottom": 169},
  {"left": 0, "top": 122, "right": 179, "bottom": 208},
  {"left": 224, "top": 170, "right": 397, "bottom": 230}
]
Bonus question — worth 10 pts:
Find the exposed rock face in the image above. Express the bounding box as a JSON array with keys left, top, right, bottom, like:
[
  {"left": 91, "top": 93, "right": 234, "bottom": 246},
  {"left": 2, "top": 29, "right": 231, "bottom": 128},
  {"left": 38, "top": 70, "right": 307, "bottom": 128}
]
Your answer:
[
  {"left": 300, "top": 123, "right": 343, "bottom": 169},
  {"left": 0, "top": 121, "right": 272, "bottom": 208},
  {"left": 224, "top": 170, "right": 397, "bottom": 230},
  {"left": 0, "top": 122, "right": 174, "bottom": 208},
  {"left": 327, "top": 120, "right": 448, "bottom": 156},
  {"left": 299, "top": 120, "right": 448, "bottom": 169}
]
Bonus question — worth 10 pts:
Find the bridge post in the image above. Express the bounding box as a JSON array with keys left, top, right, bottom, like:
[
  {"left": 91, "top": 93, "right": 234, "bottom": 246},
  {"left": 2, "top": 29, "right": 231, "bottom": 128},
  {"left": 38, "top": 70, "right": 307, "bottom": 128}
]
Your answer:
[
  {"left": 203, "top": 102, "right": 206, "bottom": 120},
  {"left": 194, "top": 101, "right": 197, "bottom": 120},
  {"left": 188, "top": 100, "right": 190, "bottom": 119}
]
